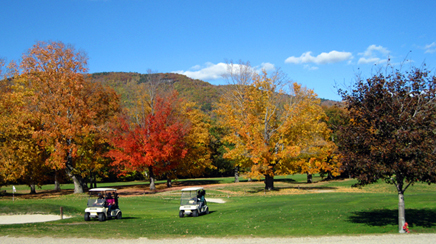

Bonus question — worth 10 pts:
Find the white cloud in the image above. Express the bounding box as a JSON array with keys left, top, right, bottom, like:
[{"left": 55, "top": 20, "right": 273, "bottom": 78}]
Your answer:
[
  {"left": 190, "top": 64, "right": 201, "bottom": 70},
  {"left": 358, "top": 45, "right": 390, "bottom": 64},
  {"left": 358, "top": 57, "right": 383, "bottom": 64},
  {"left": 257, "top": 62, "right": 276, "bottom": 71},
  {"left": 304, "top": 65, "right": 319, "bottom": 70},
  {"left": 173, "top": 62, "right": 228, "bottom": 80},
  {"left": 285, "top": 50, "right": 353, "bottom": 65},
  {"left": 360, "top": 44, "right": 389, "bottom": 57},
  {"left": 425, "top": 42, "right": 436, "bottom": 53},
  {"left": 174, "top": 62, "right": 280, "bottom": 80}
]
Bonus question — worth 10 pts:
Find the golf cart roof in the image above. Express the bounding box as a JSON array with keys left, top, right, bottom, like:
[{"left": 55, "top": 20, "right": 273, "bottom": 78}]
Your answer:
[
  {"left": 89, "top": 188, "right": 117, "bottom": 192},
  {"left": 181, "top": 187, "right": 204, "bottom": 192}
]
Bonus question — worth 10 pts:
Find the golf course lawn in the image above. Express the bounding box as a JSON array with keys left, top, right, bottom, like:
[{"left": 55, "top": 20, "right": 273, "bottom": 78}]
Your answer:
[{"left": 1, "top": 175, "right": 436, "bottom": 238}]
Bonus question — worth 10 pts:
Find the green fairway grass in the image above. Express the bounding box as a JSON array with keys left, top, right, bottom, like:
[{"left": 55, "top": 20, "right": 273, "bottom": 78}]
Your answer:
[{"left": 1, "top": 175, "right": 436, "bottom": 238}]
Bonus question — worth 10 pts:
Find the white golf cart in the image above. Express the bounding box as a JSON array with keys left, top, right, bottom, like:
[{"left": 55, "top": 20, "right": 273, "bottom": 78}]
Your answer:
[
  {"left": 84, "top": 188, "right": 122, "bottom": 222},
  {"left": 179, "top": 187, "right": 209, "bottom": 217}
]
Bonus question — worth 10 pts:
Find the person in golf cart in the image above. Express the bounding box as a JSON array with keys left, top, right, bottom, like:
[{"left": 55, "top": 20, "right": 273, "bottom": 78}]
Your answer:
[
  {"left": 93, "top": 193, "right": 105, "bottom": 206},
  {"left": 179, "top": 187, "right": 208, "bottom": 217},
  {"left": 106, "top": 193, "right": 115, "bottom": 213},
  {"left": 85, "top": 188, "right": 122, "bottom": 221},
  {"left": 197, "top": 189, "right": 205, "bottom": 208}
]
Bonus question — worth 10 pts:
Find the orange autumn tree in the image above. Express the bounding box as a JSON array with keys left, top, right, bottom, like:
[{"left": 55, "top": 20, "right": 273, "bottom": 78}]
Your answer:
[
  {"left": 19, "top": 41, "right": 120, "bottom": 193},
  {"left": 107, "top": 92, "right": 190, "bottom": 190},
  {"left": 74, "top": 81, "right": 121, "bottom": 188},
  {"left": 20, "top": 41, "right": 91, "bottom": 193},
  {"left": 216, "top": 61, "right": 337, "bottom": 190}
]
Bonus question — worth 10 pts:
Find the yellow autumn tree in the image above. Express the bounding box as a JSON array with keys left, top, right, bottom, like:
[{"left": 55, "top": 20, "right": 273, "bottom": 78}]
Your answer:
[
  {"left": 0, "top": 61, "right": 50, "bottom": 193},
  {"left": 216, "top": 61, "right": 338, "bottom": 190},
  {"left": 170, "top": 102, "right": 214, "bottom": 184},
  {"left": 276, "top": 85, "right": 341, "bottom": 183}
]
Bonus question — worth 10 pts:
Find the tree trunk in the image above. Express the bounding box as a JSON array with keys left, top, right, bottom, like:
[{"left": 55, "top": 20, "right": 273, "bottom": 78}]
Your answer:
[
  {"left": 67, "top": 170, "right": 85, "bottom": 193},
  {"left": 93, "top": 174, "right": 97, "bottom": 188},
  {"left": 30, "top": 183, "right": 36, "bottom": 194},
  {"left": 54, "top": 170, "right": 61, "bottom": 191},
  {"left": 264, "top": 174, "right": 274, "bottom": 190},
  {"left": 65, "top": 140, "right": 86, "bottom": 193},
  {"left": 65, "top": 161, "right": 87, "bottom": 193},
  {"left": 307, "top": 173, "right": 313, "bottom": 183},
  {"left": 398, "top": 192, "right": 406, "bottom": 233},
  {"left": 167, "top": 177, "right": 172, "bottom": 188},
  {"left": 234, "top": 165, "right": 239, "bottom": 183},
  {"left": 149, "top": 166, "right": 156, "bottom": 191}
]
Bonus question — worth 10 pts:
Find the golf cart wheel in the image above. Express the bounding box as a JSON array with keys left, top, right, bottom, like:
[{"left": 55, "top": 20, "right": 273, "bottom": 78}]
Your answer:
[
  {"left": 84, "top": 212, "right": 91, "bottom": 221},
  {"left": 206, "top": 207, "right": 209, "bottom": 214},
  {"left": 116, "top": 211, "right": 122, "bottom": 220},
  {"left": 98, "top": 212, "right": 106, "bottom": 222},
  {"left": 192, "top": 210, "right": 198, "bottom": 217},
  {"left": 179, "top": 210, "right": 184, "bottom": 218}
]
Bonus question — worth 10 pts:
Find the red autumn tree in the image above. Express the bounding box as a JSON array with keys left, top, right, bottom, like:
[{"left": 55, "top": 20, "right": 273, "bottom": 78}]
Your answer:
[{"left": 107, "top": 92, "right": 190, "bottom": 190}]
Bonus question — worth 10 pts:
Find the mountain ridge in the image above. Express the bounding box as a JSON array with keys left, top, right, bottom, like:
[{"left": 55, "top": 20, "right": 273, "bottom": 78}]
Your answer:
[{"left": 91, "top": 72, "right": 338, "bottom": 112}]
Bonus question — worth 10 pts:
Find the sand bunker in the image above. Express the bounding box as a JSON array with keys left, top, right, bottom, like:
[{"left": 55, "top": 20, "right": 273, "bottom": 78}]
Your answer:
[
  {"left": 207, "top": 198, "right": 226, "bottom": 203},
  {"left": 0, "top": 214, "right": 71, "bottom": 225}
]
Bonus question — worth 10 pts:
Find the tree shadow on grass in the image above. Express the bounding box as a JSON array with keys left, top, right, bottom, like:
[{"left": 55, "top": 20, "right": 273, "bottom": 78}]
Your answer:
[
  {"left": 200, "top": 210, "right": 216, "bottom": 216},
  {"left": 117, "top": 216, "right": 139, "bottom": 220},
  {"left": 348, "top": 208, "right": 436, "bottom": 228},
  {"left": 175, "top": 180, "right": 222, "bottom": 186},
  {"left": 274, "top": 178, "right": 297, "bottom": 183},
  {"left": 245, "top": 186, "right": 337, "bottom": 193}
]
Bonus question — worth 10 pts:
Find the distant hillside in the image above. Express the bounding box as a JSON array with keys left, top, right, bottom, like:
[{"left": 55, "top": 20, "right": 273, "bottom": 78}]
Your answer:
[
  {"left": 91, "top": 72, "right": 338, "bottom": 112},
  {"left": 91, "top": 72, "right": 225, "bottom": 112},
  {"left": 160, "top": 73, "right": 225, "bottom": 112}
]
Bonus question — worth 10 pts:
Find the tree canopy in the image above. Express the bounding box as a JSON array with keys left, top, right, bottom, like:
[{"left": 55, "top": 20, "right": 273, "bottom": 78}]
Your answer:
[
  {"left": 337, "top": 65, "right": 436, "bottom": 232},
  {"left": 0, "top": 41, "right": 120, "bottom": 193},
  {"left": 216, "top": 61, "right": 337, "bottom": 190}
]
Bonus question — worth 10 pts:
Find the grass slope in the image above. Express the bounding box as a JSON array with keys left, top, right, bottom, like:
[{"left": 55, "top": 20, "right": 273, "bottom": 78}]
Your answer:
[{"left": 1, "top": 175, "right": 436, "bottom": 238}]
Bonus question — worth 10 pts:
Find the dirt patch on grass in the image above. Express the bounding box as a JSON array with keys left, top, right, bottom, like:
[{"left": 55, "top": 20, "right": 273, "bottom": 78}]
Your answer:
[
  {"left": 1, "top": 189, "right": 75, "bottom": 200},
  {"left": 1, "top": 179, "right": 366, "bottom": 200}
]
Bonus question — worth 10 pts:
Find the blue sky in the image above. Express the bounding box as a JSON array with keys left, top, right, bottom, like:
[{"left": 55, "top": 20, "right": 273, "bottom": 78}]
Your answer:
[{"left": 1, "top": 0, "right": 436, "bottom": 100}]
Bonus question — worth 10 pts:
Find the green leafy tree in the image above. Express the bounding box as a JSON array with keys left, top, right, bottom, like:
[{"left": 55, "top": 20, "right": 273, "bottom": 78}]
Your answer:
[{"left": 337, "top": 65, "right": 436, "bottom": 233}]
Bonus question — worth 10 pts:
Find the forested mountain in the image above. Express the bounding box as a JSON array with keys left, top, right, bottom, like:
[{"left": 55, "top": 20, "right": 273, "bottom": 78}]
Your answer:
[
  {"left": 91, "top": 72, "right": 337, "bottom": 111},
  {"left": 91, "top": 72, "right": 226, "bottom": 112}
]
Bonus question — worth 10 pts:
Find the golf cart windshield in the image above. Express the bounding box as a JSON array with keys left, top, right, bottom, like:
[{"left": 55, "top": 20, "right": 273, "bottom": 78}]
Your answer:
[
  {"left": 180, "top": 191, "right": 198, "bottom": 205},
  {"left": 87, "top": 188, "right": 118, "bottom": 208},
  {"left": 87, "top": 198, "right": 106, "bottom": 207}
]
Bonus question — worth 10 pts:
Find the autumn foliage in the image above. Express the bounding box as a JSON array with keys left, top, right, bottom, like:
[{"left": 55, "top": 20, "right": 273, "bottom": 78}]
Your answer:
[
  {"left": 2, "top": 42, "right": 344, "bottom": 193},
  {"left": 216, "top": 62, "right": 339, "bottom": 190},
  {"left": 337, "top": 65, "right": 436, "bottom": 232},
  {"left": 107, "top": 92, "right": 191, "bottom": 190},
  {"left": 0, "top": 41, "right": 120, "bottom": 193}
]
